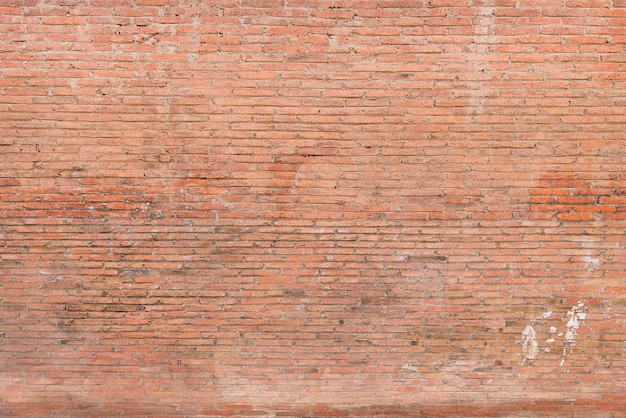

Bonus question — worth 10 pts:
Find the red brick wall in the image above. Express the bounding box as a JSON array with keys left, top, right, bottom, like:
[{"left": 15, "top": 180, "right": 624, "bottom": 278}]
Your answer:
[{"left": 1, "top": 1, "right": 625, "bottom": 416}]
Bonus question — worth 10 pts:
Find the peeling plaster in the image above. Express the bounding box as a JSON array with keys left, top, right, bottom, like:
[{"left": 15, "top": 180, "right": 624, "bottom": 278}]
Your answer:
[
  {"left": 583, "top": 254, "right": 600, "bottom": 271},
  {"left": 519, "top": 304, "right": 593, "bottom": 365},
  {"left": 521, "top": 325, "right": 539, "bottom": 365},
  {"left": 561, "top": 301, "right": 586, "bottom": 366},
  {"left": 545, "top": 326, "right": 557, "bottom": 349}
]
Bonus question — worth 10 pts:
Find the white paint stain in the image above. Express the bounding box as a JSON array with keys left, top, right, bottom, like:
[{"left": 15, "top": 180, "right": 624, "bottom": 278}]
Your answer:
[
  {"left": 521, "top": 325, "right": 539, "bottom": 365},
  {"left": 561, "top": 301, "right": 586, "bottom": 366},
  {"left": 542, "top": 311, "right": 553, "bottom": 319}
]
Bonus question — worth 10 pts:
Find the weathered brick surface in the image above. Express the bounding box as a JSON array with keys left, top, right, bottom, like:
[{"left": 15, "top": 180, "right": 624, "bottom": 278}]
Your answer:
[{"left": 1, "top": 1, "right": 625, "bottom": 416}]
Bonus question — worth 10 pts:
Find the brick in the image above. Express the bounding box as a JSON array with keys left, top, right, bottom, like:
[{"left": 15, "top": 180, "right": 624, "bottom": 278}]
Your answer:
[{"left": 1, "top": 2, "right": 625, "bottom": 416}]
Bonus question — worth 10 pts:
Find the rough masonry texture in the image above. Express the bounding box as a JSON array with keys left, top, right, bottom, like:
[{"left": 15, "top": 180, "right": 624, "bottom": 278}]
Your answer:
[{"left": 1, "top": 0, "right": 626, "bottom": 416}]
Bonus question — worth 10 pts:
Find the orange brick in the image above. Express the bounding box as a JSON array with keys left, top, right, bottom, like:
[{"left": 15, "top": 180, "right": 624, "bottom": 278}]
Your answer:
[{"left": 0, "top": 2, "right": 625, "bottom": 416}]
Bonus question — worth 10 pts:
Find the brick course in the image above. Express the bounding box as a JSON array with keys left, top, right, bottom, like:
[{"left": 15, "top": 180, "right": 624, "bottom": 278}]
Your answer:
[{"left": 1, "top": 1, "right": 625, "bottom": 416}]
